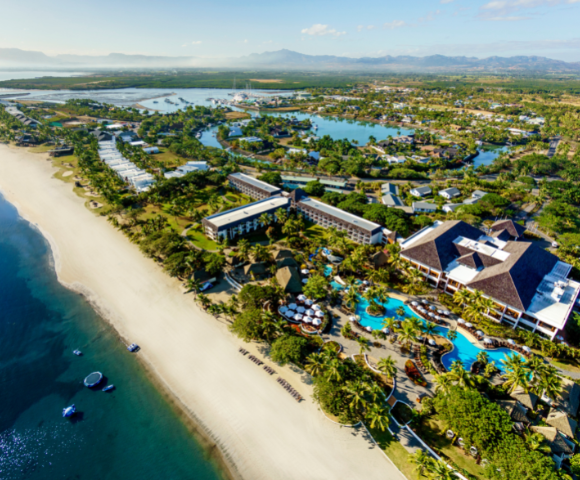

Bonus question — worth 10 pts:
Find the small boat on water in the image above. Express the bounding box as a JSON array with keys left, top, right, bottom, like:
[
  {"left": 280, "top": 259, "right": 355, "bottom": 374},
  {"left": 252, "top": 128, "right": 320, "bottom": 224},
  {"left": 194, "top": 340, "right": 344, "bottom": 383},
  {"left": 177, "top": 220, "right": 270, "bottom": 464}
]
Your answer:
[
  {"left": 84, "top": 371, "right": 103, "bottom": 388},
  {"left": 102, "top": 385, "right": 115, "bottom": 392},
  {"left": 62, "top": 405, "right": 76, "bottom": 417},
  {"left": 73, "top": 349, "right": 82, "bottom": 356},
  {"left": 127, "top": 343, "right": 139, "bottom": 352}
]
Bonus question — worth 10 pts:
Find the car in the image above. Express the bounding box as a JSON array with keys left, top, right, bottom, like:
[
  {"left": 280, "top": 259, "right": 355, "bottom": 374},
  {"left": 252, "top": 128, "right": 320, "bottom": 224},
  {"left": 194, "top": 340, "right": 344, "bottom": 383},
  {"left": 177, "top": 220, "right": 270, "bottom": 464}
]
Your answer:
[{"left": 199, "top": 282, "right": 214, "bottom": 292}]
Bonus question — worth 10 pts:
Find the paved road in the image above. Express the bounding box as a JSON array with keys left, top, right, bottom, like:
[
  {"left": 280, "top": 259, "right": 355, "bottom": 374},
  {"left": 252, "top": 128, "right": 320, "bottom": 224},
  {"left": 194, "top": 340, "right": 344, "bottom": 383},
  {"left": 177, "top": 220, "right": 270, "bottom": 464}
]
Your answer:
[{"left": 547, "top": 136, "right": 561, "bottom": 158}]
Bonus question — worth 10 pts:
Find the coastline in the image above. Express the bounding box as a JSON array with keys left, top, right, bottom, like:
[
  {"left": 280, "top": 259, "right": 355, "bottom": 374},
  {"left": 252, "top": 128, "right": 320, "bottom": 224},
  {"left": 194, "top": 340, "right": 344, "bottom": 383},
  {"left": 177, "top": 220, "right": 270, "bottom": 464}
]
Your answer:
[{"left": 0, "top": 144, "right": 405, "bottom": 480}]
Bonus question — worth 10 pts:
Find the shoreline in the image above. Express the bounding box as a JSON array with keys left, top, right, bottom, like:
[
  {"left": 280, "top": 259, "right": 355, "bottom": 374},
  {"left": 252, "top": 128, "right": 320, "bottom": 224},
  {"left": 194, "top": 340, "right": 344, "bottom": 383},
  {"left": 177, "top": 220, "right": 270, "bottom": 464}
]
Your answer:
[{"left": 0, "top": 144, "right": 405, "bottom": 480}]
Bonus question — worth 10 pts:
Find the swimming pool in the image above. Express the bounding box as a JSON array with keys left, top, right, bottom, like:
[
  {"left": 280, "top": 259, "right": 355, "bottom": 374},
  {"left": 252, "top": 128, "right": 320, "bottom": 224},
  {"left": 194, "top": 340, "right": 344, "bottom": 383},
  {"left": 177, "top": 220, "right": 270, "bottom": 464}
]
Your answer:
[{"left": 355, "top": 297, "right": 522, "bottom": 371}]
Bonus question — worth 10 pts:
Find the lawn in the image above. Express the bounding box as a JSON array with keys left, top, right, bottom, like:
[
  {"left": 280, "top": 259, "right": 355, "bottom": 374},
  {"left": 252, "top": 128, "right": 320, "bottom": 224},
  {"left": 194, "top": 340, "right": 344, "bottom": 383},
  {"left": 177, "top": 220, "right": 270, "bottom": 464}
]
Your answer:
[
  {"left": 414, "top": 416, "right": 487, "bottom": 480},
  {"left": 154, "top": 148, "right": 188, "bottom": 168},
  {"left": 187, "top": 229, "right": 219, "bottom": 251},
  {"left": 367, "top": 427, "right": 419, "bottom": 480},
  {"left": 28, "top": 144, "right": 54, "bottom": 153}
]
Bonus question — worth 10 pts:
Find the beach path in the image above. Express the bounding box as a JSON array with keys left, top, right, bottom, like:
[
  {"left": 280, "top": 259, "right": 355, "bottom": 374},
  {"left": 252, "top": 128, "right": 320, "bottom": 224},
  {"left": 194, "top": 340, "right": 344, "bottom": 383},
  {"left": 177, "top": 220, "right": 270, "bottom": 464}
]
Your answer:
[{"left": 0, "top": 145, "right": 406, "bottom": 480}]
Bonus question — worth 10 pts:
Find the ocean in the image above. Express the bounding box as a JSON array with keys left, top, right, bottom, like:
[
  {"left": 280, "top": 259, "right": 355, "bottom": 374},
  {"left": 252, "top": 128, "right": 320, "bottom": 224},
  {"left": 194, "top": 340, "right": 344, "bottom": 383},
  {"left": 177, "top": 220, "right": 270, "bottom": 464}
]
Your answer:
[{"left": 0, "top": 194, "right": 225, "bottom": 480}]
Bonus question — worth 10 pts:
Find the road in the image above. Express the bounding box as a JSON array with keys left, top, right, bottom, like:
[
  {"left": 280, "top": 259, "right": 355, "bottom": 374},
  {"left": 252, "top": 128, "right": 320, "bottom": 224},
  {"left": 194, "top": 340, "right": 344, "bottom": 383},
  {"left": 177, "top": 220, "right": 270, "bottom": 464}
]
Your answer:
[{"left": 547, "top": 136, "right": 560, "bottom": 158}]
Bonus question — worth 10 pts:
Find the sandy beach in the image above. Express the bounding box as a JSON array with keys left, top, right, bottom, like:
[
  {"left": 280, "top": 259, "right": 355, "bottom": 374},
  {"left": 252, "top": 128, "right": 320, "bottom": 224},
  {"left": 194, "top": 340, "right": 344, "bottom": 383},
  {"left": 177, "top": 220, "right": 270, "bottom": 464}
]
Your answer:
[{"left": 0, "top": 144, "right": 406, "bottom": 480}]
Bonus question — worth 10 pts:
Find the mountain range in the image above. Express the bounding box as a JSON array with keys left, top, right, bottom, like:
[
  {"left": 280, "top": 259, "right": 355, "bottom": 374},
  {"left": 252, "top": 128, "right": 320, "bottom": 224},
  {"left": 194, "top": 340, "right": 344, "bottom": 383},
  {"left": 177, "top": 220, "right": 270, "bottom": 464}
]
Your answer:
[{"left": 1, "top": 48, "right": 579, "bottom": 72}]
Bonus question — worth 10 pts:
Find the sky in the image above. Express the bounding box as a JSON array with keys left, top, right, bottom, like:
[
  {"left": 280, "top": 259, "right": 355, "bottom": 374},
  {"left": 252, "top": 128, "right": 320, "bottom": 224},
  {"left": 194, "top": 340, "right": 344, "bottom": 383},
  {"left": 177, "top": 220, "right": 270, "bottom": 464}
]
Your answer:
[{"left": 1, "top": 0, "right": 580, "bottom": 61}]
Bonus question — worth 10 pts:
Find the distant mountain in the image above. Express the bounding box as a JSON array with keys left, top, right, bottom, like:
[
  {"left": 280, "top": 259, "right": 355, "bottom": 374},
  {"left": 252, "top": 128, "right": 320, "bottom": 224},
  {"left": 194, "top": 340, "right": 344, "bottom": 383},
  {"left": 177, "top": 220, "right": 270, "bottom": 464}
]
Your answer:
[{"left": 1, "top": 47, "right": 579, "bottom": 72}]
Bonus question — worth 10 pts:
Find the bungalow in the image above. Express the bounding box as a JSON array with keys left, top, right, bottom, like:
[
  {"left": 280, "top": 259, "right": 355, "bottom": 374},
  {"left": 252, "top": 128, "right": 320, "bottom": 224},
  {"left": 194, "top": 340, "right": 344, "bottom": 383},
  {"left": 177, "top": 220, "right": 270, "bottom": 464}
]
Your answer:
[
  {"left": 439, "top": 187, "right": 461, "bottom": 200},
  {"left": 382, "top": 194, "right": 405, "bottom": 208},
  {"left": 412, "top": 202, "right": 437, "bottom": 214},
  {"left": 228, "top": 126, "right": 243, "bottom": 137},
  {"left": 381, "top": 183, "right": 399, "bottom": 196},
  {"left": 462, "top": 190, "right": 488, "bottom": 205},
  {"left": 442, "top": 203, "right": 463, "bottom": 213},
  {"left": 530, "top": 426, "right": 575, "bottom": 467},
  {"left": 410, "top": 186, "right": 432, "bottom": 197},
  {"left": 276, "top": 266, "right": 302, "bottom": 293}
]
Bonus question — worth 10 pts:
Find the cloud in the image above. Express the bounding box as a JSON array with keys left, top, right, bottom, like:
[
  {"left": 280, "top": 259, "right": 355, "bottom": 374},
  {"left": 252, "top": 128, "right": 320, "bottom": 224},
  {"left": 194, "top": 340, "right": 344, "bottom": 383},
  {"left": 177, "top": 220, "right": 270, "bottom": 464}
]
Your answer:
[
  {"left": 440, "top": 0, "right": 455, "bottom": 3},
  {"left": 191, "top": 41, "right": 202, "bottom": 45},
  {"left": 357, "top": 25, "right": 377, "bottom": 31},
  {"left": 419, "top": 10, "right": 442, "bottom": 22},
  {"left": 383, "top": 20, "right": 407, "bottom": 29},
  {"left": 479, "top": 0, "right": 580, "bottom": 20},
  {"left": 301, "top": 24, "right": 346, "bottom": 36}
]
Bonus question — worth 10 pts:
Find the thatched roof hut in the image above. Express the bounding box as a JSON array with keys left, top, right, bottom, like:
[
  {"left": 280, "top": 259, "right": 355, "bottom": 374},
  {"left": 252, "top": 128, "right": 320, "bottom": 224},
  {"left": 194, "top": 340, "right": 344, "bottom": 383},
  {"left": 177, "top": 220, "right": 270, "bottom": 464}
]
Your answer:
[{"left": 276, "top": 266, "right": 302, "bottom": 293}]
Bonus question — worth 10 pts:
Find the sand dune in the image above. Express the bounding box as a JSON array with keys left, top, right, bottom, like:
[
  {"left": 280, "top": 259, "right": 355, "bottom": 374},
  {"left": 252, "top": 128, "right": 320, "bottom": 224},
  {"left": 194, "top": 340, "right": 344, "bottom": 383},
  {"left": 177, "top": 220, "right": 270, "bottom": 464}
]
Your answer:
[{"left": 0, "top": 144, "right": 406, "bottom": 480}]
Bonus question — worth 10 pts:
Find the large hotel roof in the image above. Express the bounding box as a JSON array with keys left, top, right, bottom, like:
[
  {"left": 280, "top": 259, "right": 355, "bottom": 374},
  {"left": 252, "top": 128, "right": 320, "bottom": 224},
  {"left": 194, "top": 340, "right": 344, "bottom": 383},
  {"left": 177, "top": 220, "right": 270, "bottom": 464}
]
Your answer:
[
  {"left": 205, "top": 197, "right": 289, "bottom": 229},
  {"left": 298, "top": 197, "right": 381, "bottom": 233},
  {"left": 229, "top": 173, "right": 281, "bottom": 194}
]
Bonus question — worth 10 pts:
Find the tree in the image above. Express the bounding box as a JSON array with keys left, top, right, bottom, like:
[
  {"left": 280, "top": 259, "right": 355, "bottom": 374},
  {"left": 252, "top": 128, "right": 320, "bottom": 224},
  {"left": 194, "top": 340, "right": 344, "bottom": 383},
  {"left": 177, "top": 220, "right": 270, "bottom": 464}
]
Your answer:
[
  {"left": 197, "top": 293, "right": 211, "bottom": 310},
  {"left": 303, "top": 274, "right": 329, "bottom": 300},
  {"left": 570, "top": 454, "right": 580, "bottom": 477},
  {"left": 304, "top": 180, "right": 326, "bottom": 197},
  {"left": 365, "top": 404, "right": 391, "bottom": 431},
  {"left": 305, "top": 352, "right": 326, "bottom": 377},
  {"left": 476, "top": 351, "right": 489, "bottom": 366},
  {"left": 448, "top": 363, "right": 474, "bottom": 390},
  {"left": 377, "top": 356, "right": 397, "bottom": 379},
  {"left": 424, "top": 459, "right": 455, "bottom": 480},
  {"left": 237, "top": 238, "right": 251, "bottom": 261},
  {"left": 357, "top": 336, "right": 371, "bottom": 355},
  {"left": 501, "top": 353, "right": 531, "bottom": 393},
  {"left": 258, "top": 212, "right": 273, "bottom": 228},
  {"left": 251, "top": 244, "right": 272, "bottom": 263},
  {"left": 409, "top": 450, "right": 432, "bottom": 477},
  {"left": 397, "top": 321, "right": 419, "bottom": 350},
  {"left": 275, "top": 207, "right": 288, "bottom": 225},
  {"left": 446, "top": 330, "right": 457, "bottom": 341},
  {"left": 421, "top": 321, "right": 438, "bottom": 345},
  {"left": 205, "top": 252, "right": 226, "bottom": 276},
  {"left": 433, "top": 373, "right": 453, "bottom": 395},
  {"left": 270, "top": 334, "right": 308, "bottom": 366},
  {"left": 257, "top": 171, "right": 282, "bottom": 187}
]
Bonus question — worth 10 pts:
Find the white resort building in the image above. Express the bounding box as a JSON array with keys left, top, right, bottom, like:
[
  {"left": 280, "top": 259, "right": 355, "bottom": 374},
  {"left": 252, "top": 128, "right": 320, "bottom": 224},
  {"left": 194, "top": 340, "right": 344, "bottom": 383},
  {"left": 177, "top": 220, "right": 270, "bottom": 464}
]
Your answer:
[
  {"left": 400, "top": 220, "right": 580, "bottom": 340},
  {"left": 228, "top": 173, "right": 282, "bottom": 200}
]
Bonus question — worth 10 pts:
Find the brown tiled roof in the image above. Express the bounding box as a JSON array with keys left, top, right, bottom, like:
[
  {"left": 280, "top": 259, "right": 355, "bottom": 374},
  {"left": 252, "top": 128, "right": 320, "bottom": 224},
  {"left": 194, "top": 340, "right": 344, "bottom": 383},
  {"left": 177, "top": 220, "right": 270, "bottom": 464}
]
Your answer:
[
  {"left": 371, "top": 251, "right": 388, "bottom": 268},
  {"left": 491, "top": 219, "right": 526, "bottom": 239},
  {"left": 497, "top": 400, "right": 530, "bottom": 424},
  {"left": 401, "top": 221, "right": 483, "bottom": 271},
  {"left": 547, "top": 409, "right": 577, "bottom": 438},
  {"left": 509, "top": 386, "right": 538, "bottom": 410},
  {"left": 276, "top": 257, "right": 298, "bottom": 269},
  {"left": 491, "top": 229, "right": 511, "bottom": 242},
  {"left": 531, "top": 426, "right": 574, "bottom": 455},
  {"left": 276, "top": 267, "right": 302, "bottom": 293},
  {"left": 467, "top": 242, "right": 559, "bottom": 311},
  {"left": 457, "top": 252, "right": 484, "bottom": 270}
]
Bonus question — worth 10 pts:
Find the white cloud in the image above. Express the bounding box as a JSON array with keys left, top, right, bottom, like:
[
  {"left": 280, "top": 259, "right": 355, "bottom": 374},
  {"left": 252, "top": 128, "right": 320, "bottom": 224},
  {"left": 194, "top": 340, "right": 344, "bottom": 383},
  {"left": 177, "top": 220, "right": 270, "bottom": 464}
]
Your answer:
[
  {"left": 441, "top": 0, "right": 455, "bottom": 3},
  {"left": 191, "top": 41, "right": 202, "bottom": 45},
  {"left": 301, "top": 24, "right": 346, "bottom": 36},
  {"left": 479, "top": 0, "right": 580, "bottom": 20},
  {"left": 357, "top": 25, "right": 376, "bottom": 31},
  {"left": 383, "top": 20, "right": 407, "bottom": 29}
]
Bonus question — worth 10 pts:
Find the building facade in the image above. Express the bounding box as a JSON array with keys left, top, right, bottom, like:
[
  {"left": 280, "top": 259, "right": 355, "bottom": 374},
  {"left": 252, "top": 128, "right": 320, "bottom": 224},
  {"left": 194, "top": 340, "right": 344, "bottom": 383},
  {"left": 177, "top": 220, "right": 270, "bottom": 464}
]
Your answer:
[{"left": 228, "top": 173, "right": 282, "bottom": 200}]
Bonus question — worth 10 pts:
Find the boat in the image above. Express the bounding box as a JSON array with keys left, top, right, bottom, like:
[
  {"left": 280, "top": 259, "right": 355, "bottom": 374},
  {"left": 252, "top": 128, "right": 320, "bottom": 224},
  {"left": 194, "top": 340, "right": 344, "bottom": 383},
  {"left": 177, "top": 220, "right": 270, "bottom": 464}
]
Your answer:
[
  {"left": 195, "top": 132, "right": 202, "bottom": 139},
  {"left": 62, "top": 404, "right": 76, "bottom": 417},
  {"left": 73, "top": 349, "right": 82, "bottom": 356},
  {"left": 127, "top": 343, "right": 139, "bottom": 352},
  {"left": 84, "top": 371, "right": 103, "bottom": 387},
  {"left": 153, "top": 101, "right": 158, "bottom": 104},
  {"left": 102, "top": 385, "right": 115, "bottom": 392}
]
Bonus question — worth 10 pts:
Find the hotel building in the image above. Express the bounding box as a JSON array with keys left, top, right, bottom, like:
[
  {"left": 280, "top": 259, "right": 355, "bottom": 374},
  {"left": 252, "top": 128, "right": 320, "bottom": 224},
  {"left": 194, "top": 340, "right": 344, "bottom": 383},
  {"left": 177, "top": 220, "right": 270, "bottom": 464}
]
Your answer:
[{"left": 228, "top": 173, "right": 282, "bottom": 200}]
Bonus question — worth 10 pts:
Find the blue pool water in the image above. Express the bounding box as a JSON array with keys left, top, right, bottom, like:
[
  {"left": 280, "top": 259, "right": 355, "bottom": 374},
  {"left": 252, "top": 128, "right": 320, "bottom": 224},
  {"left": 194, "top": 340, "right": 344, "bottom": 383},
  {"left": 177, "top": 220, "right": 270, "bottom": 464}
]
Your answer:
[
  {"left": 323, "top": 265, "right": 333, "bottom": 277},
  {"left": 355, "top": 296, "right": 522, "bottom": 371}
]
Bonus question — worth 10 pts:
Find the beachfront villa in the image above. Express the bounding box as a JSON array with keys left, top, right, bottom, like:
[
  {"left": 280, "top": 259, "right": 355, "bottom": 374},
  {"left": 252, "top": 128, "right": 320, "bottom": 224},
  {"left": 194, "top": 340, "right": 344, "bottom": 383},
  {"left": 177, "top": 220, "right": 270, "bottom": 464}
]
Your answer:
[
  {"left": 399, "top": 220, "right": 580, "bottom": 340},
  {"left": 97, "top": 140, "right": 155, "bottom": 192},
  {"left": 228, "top": 172, "right": 282, "bottom": 200},
  {"left": 202, "top": 196, "right": 290, "bottom": 240}
]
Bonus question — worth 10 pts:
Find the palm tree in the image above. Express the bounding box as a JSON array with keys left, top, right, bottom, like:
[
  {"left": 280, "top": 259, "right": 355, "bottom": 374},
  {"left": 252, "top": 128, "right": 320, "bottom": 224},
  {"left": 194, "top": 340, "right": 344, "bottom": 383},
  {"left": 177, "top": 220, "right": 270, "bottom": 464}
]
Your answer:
[
  {"left": 377, "top": 356, "right": 397, "bottom": 379},
  {"left": 381, "top": 316, "right": 397, "bottom": 334},
  {"left": 476, "top": 351, "right": 489, "bottom": 366},
  {"left": 409, "top": 450, "right": 433, "bottom": 478},
  {"left": 403, "top": 269, "right": 426, "bottom": 295},
  {"left": 197, "top": 293, "right": 211, "bottom": 310},
  {"left": 446, "top": 329, "right": 458, "bottom": 341},
  {"left": 305, "top": 352, "right": 326, "bottom": 377},
  {"left": 396, "top": 306, "right": 406, "bottom": 319},
  {"left": 258, "top": 212, "right": 273, "bottom": 228},
  {"left": 501, "top": 353, "right": 531, "bottom": 393},
  {"left": 326, "top": 358, "right": 344, "bottom": 383},
  {"left": 434, "top": 373, "right": 454, "bottom": 395},
  {"left": 344, "top": 288, "right": 359, "bottom": 311},
  {"left": 397, "top": 321, "right": 419, "bottom": 350},
  {"left": 261, "top": 311, "right": 280, "bottom": 342},
  {"left": 524, "top": 430, "right": 551, "bottom": 454},
  {"left": 453, "top": 288, "right": 471, "bottom": 307},
  {"left": 186, "top": 278, "right": 202, "bottom": 297},
  {"left": 275, "top": 207, "right": 288, "bottom": 225},
  {"left": 535, "top": 366, "right": 562, "bottom": 401},
  {"left": 237, "top": 238, "right": 251, "bottom": 261},
  {"left": 448, "top": 363, "right": 474, "bottom": 390},
  {"left": 365, "top": 404, "right": 391, "bottom": 431},
  {"left": 424, "top": 459, "right": 456, "bottom": 480},
  {"left": 357, "top": 337, "right": 371, "bottom": 356},
  {"left": 344, "top": 380, "right": 368, "bottom": 412},
  {"left": 251, "top": 244, "right": 271, "bottom": 263},
  {"left": 421, "top": 322, "right": 438, "bottom": 345}
]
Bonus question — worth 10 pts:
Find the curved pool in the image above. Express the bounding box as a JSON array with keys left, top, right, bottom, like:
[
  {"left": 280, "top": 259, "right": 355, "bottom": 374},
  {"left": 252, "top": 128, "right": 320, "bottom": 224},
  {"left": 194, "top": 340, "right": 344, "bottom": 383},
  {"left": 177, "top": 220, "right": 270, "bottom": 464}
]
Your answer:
[{"left": 355, "top": 297, "right": 522, "bottom": 371}]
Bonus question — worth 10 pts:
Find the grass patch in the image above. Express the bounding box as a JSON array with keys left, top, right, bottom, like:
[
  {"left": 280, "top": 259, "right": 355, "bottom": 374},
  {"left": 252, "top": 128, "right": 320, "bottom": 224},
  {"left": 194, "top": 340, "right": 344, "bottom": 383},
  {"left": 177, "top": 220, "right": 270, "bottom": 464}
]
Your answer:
[
  {"left": 550, "top": 358, "right": 580, "bottom": 374},
  {"left": 28, "top": 144, "right": 54, "bottom": 153},
  {"left": 367, "top": 427, "right": 419, "bottom": 480},
  {"left": 187, "top": 229, "right": 219, "bottom": 251}
]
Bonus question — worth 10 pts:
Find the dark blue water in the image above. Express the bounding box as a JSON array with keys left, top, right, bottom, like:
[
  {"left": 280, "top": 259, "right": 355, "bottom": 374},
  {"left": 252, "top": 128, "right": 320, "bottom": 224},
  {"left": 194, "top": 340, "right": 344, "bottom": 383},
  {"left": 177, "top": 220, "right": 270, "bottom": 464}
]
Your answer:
[{"left": 0, "top": 195, "right": 225, "bottom": 480}]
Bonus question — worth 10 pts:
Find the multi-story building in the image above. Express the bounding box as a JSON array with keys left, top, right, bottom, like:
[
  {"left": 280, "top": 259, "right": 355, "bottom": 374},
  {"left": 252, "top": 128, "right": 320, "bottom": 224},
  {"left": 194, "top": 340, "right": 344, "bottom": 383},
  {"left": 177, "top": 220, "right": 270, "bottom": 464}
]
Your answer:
[
  {"left": 296, "top": 197, "right": 383, "bottom": 245},
  {"left": 228, "top": 173, "right": 281, "bottom": 200},
  {"left": 202, "top": 196, "right": 290, "bottom": 241},
  {"left": 400, "top": 220, "right": 580, "bottom": 340}
]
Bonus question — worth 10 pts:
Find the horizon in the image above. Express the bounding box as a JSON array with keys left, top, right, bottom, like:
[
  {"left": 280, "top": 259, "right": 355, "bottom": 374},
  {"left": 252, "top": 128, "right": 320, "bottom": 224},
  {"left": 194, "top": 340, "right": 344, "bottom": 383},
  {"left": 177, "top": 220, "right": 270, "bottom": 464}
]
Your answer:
[{"left": 1, "top": 0, "right": 580, "bottom": 62}]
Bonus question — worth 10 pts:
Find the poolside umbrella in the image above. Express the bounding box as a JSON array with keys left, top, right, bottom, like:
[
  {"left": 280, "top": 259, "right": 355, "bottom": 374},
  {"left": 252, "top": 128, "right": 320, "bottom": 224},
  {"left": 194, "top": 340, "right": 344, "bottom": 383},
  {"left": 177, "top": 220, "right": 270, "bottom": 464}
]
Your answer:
[
  {"left": 306, "top": 309, "right": 315, "bottom": 316},
  {"left": 312, "top": 318, "right": 322, "bottom": 326},
  {"left": 382, "top": 328, "right": 390, "bottom": 334},
  {"left": 315, "top": 310, "right": 324, "bottom": 318},
  {"left": 429, "top": 305, "right": 436, "bottom": 311},
  {"left": 508, "top": 339, "right": 515, "bottom": 345},
  {"left": 304, "top": 299, "right": 314, "bottom": 306},
  {"left": 422, "top": 299, "right": 429, "bottom": 304},
  {"left": 301, "top": 269, "right": 310, "bottom": 275},
  {"left": 349, "top": 316, "right": 357, "bottom": 322},
  {"left": 302, "top": 279, "right": 308, "bottom": 284},
  {"left": 297, "top": 306, "right": 306, "bottom": 313},
  {"left": 288, "top": 303, "right": 297, "bottom": 310},
  {"left": 457, "top": 319, "right": 465, "bottom": 324},
  {"left": 294, "top": 314, "right": 303, "bottom": 321},
  {"left": 363, "top": 280, "right": 369, "bottom": 285},
  {"left": 411, "top": 301, "right": 419, "bottom": 306},
  {"left": 313, "top": 304, "right": 322, "bottom": 311},
  {"left": 465, "top": 322, "right": 473, "bottom": 328},
  {"left": 476, "top": 330, "right": 484, "bottom": 336},
  {"left": 429, "top": 339, "right": 437, "bottom": 346},
  {"left": 303, "top": 316, "right": 313, "bottom": 324},
  {"left": 522, "top": 346, "right": 531, "bottom": 353},
  {"left": 437, "top": 309, "right": 444, "bottom": 314},
  {"left": 428, "top": 312, "right": 435, "bottom": 317},
  {"left": 444, "top": 310, "right": 451, "bottom": 316},
  {"left": 297, "top": 294, "right": 307, "bottom": 301},
  {"left": 279, "top": 306, "right": 288, "bottom": 313},
  {"left": 366, "top": 326, "right": 372, "bottom": 332},
  {"left": 484, "top": 338, "right": 493, "bottom": 344}
]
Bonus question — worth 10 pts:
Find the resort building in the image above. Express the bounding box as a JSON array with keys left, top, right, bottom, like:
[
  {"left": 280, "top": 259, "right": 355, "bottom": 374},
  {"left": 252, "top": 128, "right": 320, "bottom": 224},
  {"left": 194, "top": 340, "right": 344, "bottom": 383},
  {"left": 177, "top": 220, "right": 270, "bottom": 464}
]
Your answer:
[
  {"left": 165, "top": 161, "right": 209, "bottom": 179},
  {"left": 382, "top": 193, "right": 405, "bottom": 208},
  {"left": 410, "top": 186, "right": 432, "bottom": 197},
  {"left": 296, "top": 197, "right": 383, "bottom": 245},
  {"left": 97, "top": 140, "right": 154, "bottom": 192},
  {"left": 439, "top": 187, "right": 461, "bottom": 200},
  {"left": 228, "top": 173, "right": 282, "bottom": 200},
  {"left": 202, "top": 196, "right": 290, "bottom": 240},
  {"left": 399, "top": 220, "right": 580, "bottom": 340},
  {"left": 412, "top": 202, "right": 437, "bottom": 213}
]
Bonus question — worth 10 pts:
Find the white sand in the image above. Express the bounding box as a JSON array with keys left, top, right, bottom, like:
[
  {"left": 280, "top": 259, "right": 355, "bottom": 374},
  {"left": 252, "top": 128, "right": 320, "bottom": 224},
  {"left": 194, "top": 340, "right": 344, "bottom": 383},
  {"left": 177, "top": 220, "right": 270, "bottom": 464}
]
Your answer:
[{"left": 0, "top": 145, "right": 406, "bottom": 480}]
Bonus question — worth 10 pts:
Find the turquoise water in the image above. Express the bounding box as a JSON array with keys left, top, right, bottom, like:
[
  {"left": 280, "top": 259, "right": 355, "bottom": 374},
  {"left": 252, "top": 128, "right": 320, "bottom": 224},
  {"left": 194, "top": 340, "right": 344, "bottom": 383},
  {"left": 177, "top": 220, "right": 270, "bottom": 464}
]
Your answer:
[
  {"left": 354, "top": 296, "right": 521, "bottom": 371},
  {"left": 0, "top": 194, "right": 224, "bottom": 480},
  {"left": 471, "top": 146, "right": 509, "bottom": 168}
]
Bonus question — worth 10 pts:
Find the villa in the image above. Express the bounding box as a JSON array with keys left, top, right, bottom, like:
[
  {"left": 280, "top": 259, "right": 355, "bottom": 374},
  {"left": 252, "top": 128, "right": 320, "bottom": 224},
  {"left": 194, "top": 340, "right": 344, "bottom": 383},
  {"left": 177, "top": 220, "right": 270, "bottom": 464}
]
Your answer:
[
  {"left": 412, "top": 202, "right": 437, "bottom": 213},
  {"left": 202, "top": 196, "right": 290, "bottom": 241},
  {"left": 228, "top": 173, "right": 282, "bottom": 200},
  {"left": 439, "top": 187, "right": 461, "bottom": 200},
  {"left": 410, "top": 186, "right": 432, "bottom": 197},
  {"left": 399, "top": 220, "right": 580, "bottom": 340}
]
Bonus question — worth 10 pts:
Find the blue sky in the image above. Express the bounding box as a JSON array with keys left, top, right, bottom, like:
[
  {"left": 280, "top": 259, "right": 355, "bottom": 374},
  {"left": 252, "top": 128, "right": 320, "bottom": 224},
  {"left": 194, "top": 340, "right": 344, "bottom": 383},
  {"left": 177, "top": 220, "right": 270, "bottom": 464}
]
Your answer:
[{"left": 2, "top": 0, "right": 580, "bottom": 61}]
